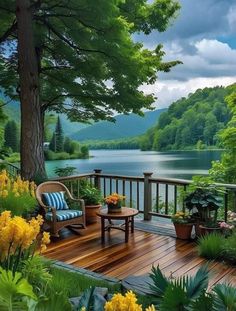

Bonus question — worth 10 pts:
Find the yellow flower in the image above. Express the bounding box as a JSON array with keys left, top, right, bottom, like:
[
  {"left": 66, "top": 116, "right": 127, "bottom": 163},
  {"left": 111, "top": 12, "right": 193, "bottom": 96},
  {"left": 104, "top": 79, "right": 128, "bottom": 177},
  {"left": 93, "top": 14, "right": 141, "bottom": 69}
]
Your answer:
[
  {"left": 145, "top": 305, "right": 156, "bottom": 311},
  {"left": 104, "top": 291, "right": 142, "bottom": 311},
  {"left": 42, "top": 232, "right": 50, "bottom": 244}
]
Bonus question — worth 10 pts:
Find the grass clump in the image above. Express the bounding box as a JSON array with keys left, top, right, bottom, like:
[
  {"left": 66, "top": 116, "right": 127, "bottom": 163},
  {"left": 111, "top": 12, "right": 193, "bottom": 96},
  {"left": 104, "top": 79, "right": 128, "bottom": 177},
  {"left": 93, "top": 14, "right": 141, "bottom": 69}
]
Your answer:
[
  {"left": 222, "top": 232, "right": 236, "bottom": 264},
  {"left": 197, "top": 233, "right": 225, "bottom": 259},
  {"left": 50, "top": 267, "right": 121, "bottom": 298}
]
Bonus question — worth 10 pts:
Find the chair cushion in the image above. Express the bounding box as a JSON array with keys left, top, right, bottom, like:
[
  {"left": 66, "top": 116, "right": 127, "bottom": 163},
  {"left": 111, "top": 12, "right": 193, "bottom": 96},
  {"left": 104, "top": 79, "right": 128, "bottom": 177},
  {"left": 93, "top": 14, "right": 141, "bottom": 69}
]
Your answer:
[
  {"left": 45, "top": 210, "right": 83, "bottom": 222},
  {"left": 42, "top": 191, "right": 69, "bottom": 210}
]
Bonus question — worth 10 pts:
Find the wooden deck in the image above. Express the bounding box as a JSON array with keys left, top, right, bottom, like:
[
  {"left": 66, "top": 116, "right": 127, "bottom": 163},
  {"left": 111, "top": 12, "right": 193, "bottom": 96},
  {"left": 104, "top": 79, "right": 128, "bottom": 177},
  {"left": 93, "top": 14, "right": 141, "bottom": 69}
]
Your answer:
[{"left": 44, "top": 221, "right": 236, "bottom": 288}]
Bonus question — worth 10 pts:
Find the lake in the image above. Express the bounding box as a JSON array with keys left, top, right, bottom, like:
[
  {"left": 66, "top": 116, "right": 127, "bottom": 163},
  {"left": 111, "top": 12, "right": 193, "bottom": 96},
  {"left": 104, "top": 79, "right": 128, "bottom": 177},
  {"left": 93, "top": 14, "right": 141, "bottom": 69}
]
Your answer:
[{"left": 46, "top": 149, "right": 222, "bottom": 180}]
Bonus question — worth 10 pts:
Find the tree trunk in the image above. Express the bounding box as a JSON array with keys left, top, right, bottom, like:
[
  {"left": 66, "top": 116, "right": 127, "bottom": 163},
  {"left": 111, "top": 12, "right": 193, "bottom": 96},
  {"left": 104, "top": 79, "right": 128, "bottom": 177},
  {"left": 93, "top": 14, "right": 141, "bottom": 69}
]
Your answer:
[{"left": 16, "top": 0, "right": 46, "bottom": 181}]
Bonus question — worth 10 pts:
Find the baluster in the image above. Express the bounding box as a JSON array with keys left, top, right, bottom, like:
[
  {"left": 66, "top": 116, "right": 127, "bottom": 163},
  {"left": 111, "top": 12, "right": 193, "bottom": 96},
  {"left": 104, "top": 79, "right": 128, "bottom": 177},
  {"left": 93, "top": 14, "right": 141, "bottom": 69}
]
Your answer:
[
  {"left": 182, "top": 185, "right": 187, "bottom": 212},
  {"left": 77, "top": 179, "right": 80, "bottom": 197},
  {"left": 165, "top": 184, "right": 168, "bottom": 215},
  {"left": 70, "top": 181, "right": 73, "bottom": 196},
  {"left": 137, "top": 181, "right": 139, "bottom": 211},
  {"left": 130, "top": 181, "right": 132, "bottom": 207},
  {"left": 156, "top": 183, "right": 159, "bottom": 213},
  {"left": 110, "top": 178, "right": 112, "bottom": 194},
  {"left": 224, "top": 190, "right": 228, "bottom": 222},
  {"left": 103, "top": 178, "right": 106, "bottom": 197},
  {"left": 116, "top": 179, "right": 119, "bottom": 193},
  {"left": 174, "top": 185, "right": 177, "bottom": 214}
]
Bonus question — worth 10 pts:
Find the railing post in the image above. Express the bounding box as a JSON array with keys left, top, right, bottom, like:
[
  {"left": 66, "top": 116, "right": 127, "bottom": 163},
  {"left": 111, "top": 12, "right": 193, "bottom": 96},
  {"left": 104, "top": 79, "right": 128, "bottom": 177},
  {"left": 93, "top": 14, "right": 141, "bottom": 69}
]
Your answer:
[
  {"left": 94, "top": 169, "right": 102, "bottom": 190},
  {"left": 143, "top": 172, "right": 153, "bottom": 221}
]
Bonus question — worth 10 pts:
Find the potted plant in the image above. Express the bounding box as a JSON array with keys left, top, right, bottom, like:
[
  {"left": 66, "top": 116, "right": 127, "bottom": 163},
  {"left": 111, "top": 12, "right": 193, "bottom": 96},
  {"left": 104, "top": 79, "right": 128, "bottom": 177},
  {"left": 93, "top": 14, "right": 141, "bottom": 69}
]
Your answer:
[
  {"left": 183, "top": 176, "right": 225, "bottom": 236},
  {"left": 104, "top": 193, "right": 125, "bottom": 213},
  {"left": 80, "top": 183, "right": 103, "bottom": 224},
  {"left": 171, "top": 212, "right": 193, "bottom": 240}
]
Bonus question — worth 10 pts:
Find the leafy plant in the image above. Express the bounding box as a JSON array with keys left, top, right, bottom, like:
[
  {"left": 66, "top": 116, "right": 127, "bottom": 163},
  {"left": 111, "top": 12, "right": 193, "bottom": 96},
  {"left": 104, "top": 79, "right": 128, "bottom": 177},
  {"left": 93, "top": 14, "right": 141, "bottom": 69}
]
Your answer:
[
  {"left": 80, "top": 183, "right": 103, "bottom": 205},
  {"left": 213, "top": 284, "right": 236, "bottom": 311},
  {"left": 0, "top": 267, "right": 37, "bottom": 311},
  {"left": 149, "top": 264, "right": 209, "bottom": 310},
  {"left": 222, "top": 232, "right": 236, "bottom": 264},
  {"left": 21, "top": 256, "right": 52, "bottom": 295},
  {"left": 77, "top": 287, "right": 106, "bottom": 311},
  {"left": 54, "top": 167, "right": 78, "bottom": 177},
  {"left": 197, "top": 233, "right": 225, "bottom": 259},
  {"left": 183, "top": 176, "right": 224, "bottom": 225},
  {"left": 171, "top": 212, "right": 192, "bottom": 224}
]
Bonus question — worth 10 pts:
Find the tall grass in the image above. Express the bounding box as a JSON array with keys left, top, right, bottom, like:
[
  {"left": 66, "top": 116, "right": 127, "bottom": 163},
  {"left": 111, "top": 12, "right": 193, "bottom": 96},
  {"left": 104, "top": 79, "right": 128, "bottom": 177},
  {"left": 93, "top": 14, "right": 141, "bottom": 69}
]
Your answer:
[
  {"left": 50, "top": 267, "right": 121, "bottom": 298},
  {"left": 197, "top": 233, "right": 225, "bottom": 259}
]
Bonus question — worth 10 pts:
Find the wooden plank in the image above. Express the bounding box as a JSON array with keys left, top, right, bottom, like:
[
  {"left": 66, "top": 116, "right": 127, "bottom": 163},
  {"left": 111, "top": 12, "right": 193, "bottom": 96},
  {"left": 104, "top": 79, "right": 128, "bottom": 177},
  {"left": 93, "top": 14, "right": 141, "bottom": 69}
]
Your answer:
[{"left": 44, "top": 223, "right": 236, "bottom": 288}]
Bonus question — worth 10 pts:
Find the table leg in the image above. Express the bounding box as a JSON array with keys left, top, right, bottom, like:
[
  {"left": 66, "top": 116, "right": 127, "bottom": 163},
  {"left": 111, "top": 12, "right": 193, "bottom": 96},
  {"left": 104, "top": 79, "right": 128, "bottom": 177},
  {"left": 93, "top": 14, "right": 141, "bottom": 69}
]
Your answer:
[
  {"left": 131, "top": 216, "right": 134, "bottom": 233},
  {"left": 101, "top": 217, "right": 105, "bottom": 243},
  {"left": 125, "top": 218, "right": 129, "bottom": 242}
]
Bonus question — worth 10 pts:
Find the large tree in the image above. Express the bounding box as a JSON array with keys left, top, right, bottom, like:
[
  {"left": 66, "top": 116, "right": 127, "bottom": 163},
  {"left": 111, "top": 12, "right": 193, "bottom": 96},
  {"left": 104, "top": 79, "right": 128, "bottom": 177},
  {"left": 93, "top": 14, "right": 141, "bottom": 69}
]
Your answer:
[{"left": 0, "top": 0, "right": 181, "bottom": 180}]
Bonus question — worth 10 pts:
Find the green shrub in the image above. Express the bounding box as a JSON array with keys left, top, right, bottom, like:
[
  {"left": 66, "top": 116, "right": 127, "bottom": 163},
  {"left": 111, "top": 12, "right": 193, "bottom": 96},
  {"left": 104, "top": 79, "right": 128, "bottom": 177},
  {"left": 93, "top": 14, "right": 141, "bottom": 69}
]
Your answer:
[
  {"left": 50, "top": 267, "right": 120, "bottom": 297},
  {"left": 198, "top": 233, "right": 225, "bottom": 259},
  {"left": 222, "top": 232, "right": 236, "bottom": 264}
]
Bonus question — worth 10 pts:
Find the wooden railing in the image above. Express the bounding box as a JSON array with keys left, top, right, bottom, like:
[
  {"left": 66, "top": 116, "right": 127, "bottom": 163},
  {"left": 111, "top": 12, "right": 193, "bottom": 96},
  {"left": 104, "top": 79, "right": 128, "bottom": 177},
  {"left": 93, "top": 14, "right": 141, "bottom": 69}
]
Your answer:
[{"left": 52, "top": 169, "right": 236, "bottom": 222}]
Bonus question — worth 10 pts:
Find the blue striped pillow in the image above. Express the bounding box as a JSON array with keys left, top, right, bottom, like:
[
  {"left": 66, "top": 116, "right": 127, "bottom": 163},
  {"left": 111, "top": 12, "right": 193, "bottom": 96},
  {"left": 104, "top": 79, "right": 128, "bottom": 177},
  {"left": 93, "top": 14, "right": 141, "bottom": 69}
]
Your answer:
[{"left": 42, "top": 191, "right": 69, "bottom": 210}]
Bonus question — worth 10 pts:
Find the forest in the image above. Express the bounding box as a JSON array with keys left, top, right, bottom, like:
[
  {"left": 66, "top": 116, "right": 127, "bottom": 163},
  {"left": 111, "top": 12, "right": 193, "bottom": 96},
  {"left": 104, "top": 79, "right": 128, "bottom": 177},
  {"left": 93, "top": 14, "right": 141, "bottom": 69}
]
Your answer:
[{"left": 140, "top": 85, "right": 234, "bottom": 151}]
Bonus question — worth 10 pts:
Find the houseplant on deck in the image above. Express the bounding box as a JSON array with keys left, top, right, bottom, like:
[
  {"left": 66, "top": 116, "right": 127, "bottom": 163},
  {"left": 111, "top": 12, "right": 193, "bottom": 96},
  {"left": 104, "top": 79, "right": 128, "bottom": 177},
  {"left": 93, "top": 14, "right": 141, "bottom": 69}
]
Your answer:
[
  {"left": 80, "top": 183, "right": 103, "bottom": 224},
  {"left": 183, "top": 176, "right": 225, "bottom": 236},
  {"left": 171, "top": 212, "right": 193, "bottom": 240},
  {"left": 104, "top": 193, "right": 126, "bottom": 213}
]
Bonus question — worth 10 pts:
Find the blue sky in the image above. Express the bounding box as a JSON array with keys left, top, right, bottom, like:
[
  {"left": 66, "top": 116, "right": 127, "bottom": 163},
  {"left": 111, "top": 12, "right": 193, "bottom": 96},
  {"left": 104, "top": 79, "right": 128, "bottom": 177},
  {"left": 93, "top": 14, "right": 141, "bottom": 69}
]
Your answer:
[{"left": 137, "top": 0, "right": 236, "bottom": 108}]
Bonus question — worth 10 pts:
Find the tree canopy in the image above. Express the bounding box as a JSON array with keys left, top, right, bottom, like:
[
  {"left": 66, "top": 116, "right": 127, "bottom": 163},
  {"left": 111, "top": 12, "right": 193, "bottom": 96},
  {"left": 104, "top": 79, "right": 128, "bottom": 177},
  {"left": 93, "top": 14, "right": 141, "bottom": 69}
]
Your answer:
[
  {"left": 141, "top": 86, "right": 232, "bottom": 151},
  {"left": 0, "top": 0, "right": 181, "bottom": 180}
]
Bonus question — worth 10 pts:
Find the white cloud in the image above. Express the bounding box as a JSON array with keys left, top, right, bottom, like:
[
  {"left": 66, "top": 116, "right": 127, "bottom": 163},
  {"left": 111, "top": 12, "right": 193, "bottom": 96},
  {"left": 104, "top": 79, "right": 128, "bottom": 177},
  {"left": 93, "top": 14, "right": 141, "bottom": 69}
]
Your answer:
[{"left": 142, "top": 76, "right": 236, "bottom": 109}]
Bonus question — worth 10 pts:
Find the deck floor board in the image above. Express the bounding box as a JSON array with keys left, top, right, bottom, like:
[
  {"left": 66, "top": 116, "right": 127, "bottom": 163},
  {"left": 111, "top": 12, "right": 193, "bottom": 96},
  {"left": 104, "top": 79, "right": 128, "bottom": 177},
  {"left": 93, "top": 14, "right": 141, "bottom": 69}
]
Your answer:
[{"left": 44, "top": 222, "right": 236, "bottom": 288}]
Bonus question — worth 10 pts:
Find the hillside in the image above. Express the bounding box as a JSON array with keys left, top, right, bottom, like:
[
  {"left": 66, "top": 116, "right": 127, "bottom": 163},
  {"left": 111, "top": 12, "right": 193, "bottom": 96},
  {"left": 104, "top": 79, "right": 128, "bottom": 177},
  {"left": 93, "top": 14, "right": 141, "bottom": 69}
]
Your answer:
[
  {"left": 70, "top": 109, "right": 166, "bottom": 141},
  {"left": 1, "top": 94, "right": 165, "bottom": 142},
  {"left": 1, "top": 97, "right": 88, "bottom": 137},
  {"left": 140, "top": 85, "right": 235, "bottom": 151}
]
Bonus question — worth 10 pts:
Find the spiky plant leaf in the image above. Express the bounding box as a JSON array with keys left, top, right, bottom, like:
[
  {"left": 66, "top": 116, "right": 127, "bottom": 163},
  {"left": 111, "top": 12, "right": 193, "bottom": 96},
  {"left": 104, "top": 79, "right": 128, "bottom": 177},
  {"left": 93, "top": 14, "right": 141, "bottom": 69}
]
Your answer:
[
  {"left": 186, "top": 265, "right": 209, "bottom": 300},
  {"left": 159, "top": 284, "right": 189, "bottom": 311},
  {"left": 149, "top": 266, "right": 169, "bottom": 297},
  {"left": 190, "top": 292, "right": 213, "bottom": 311},
  {"left": 213, "top": 284, "right": 236, "bottom": 311}
]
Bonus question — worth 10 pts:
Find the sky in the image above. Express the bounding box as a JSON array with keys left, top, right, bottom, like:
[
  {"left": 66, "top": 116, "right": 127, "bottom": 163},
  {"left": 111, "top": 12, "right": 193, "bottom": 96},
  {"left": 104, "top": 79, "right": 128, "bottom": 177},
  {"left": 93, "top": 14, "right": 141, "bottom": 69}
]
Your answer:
[{"left": 137, "top": 0, "right": 236, "bottom": 109}]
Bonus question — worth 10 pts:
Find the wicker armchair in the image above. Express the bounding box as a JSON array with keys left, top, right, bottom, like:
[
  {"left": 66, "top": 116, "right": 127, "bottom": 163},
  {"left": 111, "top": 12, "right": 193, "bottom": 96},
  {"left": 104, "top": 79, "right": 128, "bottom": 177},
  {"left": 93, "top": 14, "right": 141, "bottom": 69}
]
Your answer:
[{"left": 36, "top": 181, "right": 86, "bottom": 237}]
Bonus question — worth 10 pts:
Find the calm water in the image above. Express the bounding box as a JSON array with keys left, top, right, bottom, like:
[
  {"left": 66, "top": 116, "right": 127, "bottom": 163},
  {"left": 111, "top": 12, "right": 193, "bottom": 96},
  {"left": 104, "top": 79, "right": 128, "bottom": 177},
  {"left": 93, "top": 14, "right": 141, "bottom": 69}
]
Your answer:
[{"left": 46, "top": 149, "right": 222, "bottom": 180}]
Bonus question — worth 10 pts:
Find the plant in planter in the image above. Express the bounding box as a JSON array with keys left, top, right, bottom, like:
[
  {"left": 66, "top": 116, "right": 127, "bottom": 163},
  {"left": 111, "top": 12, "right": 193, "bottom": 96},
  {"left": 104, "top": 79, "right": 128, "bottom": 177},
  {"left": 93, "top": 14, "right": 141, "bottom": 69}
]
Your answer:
[
  {"left": 171, "top": 212, "right": 193, "bottom": 240},
  {"left": 183, "top": 176, "right": 225, "bottom": 236},
  {"left": 80, "top": 183, "right": 103, "bottom": 224},
  {"left": 104, "top": 193, "right": 126, "bottom": 213}
]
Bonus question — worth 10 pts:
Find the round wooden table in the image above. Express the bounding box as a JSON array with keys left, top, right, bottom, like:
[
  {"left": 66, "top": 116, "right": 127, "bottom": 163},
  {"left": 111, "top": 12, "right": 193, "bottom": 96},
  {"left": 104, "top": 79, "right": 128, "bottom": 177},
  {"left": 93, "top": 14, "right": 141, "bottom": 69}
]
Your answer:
[{"left": 96, "top": 207, "right": 139, "bottom": 243}]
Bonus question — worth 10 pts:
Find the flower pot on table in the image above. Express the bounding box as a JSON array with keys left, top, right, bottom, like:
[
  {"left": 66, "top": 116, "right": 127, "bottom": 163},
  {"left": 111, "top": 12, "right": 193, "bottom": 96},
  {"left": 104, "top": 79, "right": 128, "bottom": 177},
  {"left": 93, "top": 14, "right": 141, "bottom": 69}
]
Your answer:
[{"left": 107, "top": 203, "right": 122, "bottom": 213}]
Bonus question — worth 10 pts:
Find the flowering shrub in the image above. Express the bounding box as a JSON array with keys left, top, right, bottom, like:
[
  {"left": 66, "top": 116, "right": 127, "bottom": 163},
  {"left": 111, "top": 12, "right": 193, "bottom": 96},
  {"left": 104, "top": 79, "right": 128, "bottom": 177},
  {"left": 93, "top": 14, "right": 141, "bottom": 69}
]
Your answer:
[
  {"left": 0, "top": 211, "right": 50, "bottom": 272},
  {"left": 0, "top": 170, "right": 36, "bottom": 216},
  {"left": 171, "top": 211, "right": 192, "bottom": 224},
  {"left": 227, "top": 211, "right": 236, "bottom": 226},
  {"left": 104, "top": 193, "right": 125, "bottom": 206},
  {"left": 104, "top": 291, "right": 155, "bottom": 311}
]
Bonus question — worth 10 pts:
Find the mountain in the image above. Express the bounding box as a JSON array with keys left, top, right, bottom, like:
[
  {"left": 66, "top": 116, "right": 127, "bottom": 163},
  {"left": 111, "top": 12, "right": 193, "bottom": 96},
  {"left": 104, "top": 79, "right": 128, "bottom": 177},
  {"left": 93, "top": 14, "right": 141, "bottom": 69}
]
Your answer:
[
  {"left": 70, "top": 109, "right": 166, "bottom": 141},
  {"left": 1, "top": 97, "right": 88, "bottom": 137},
  {"left": 140, "top": 85, "right": 235, "bottom": 151}
]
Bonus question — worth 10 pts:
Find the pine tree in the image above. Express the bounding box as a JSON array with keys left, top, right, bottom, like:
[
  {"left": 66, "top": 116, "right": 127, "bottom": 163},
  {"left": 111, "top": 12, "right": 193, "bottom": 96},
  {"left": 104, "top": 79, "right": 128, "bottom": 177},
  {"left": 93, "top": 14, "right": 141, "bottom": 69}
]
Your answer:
[
  {"left": 4, "top": 120, "right": 19, "bottom": 152},
  {"left": 49, "top": 116, "right": 64, "bottom": 152}
]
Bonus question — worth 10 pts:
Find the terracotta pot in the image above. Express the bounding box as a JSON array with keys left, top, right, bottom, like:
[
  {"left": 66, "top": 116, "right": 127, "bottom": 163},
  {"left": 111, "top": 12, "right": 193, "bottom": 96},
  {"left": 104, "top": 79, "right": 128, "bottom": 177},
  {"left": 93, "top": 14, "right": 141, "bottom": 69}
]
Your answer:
[
  {"left": 174, "top": 223, "right": 193, "bottom": 240},
  {"left": 198, "top": 225, "right": 222, "bottom": 236},
  {"left": 85, "top": 204, "right": 102, "bottom": 224}
]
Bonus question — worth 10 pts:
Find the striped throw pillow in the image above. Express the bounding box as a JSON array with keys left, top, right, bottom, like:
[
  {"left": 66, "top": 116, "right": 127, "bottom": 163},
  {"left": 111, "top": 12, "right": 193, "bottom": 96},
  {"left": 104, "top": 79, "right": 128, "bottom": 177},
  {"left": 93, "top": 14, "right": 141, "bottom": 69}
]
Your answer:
[{"left": 42, "top": 191, "right": 69, "bottom": 210}]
